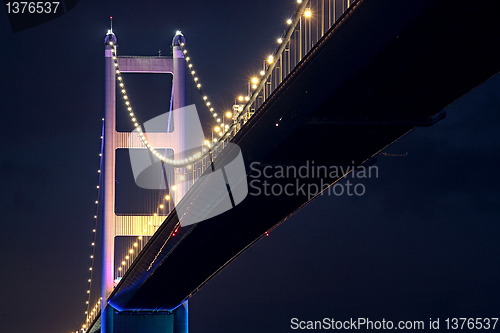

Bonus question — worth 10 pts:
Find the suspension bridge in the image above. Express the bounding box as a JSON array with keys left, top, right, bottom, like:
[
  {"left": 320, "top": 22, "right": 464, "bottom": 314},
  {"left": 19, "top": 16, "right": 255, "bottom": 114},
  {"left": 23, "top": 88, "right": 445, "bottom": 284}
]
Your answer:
[{"left": 78, "top": 0, "right": 500, "bottom": 331}]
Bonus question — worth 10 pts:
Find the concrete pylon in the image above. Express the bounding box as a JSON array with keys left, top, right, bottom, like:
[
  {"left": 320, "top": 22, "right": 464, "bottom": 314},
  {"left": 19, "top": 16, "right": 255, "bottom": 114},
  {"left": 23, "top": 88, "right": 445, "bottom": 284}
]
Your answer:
[
  {"left": 172, "top": 31, "right": 188, "bottom": 206},
  {"left": 102, "top": 29, "right": 117, "bottom": 333},
  {"left": 100, "top": 30, "right": 189, "bottom": 333}
]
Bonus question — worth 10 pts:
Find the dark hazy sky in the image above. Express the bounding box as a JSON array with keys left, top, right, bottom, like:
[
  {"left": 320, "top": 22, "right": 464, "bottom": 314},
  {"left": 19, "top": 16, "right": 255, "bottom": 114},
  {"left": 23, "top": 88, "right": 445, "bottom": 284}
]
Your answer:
[{"left": 0, "top": 1, "right": 499, "bottom": 332}]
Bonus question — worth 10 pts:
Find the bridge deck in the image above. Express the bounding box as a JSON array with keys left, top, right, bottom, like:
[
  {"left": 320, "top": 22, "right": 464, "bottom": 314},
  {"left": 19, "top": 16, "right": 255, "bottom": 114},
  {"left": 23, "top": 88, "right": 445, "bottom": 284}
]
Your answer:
[{"left": 108, "top": 0, "right": 500, "bottom": 311}]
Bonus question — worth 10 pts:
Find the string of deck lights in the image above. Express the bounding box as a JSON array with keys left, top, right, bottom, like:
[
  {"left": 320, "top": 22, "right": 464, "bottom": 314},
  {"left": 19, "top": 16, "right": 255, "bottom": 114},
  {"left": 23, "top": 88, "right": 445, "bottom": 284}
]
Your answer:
[
  {"left": 80, "top": 119, "right": 105, "bottom": 333},
  {"left": 116, "top": 235, "right": 143, "bottom": 279},
  {"left": 214, "top": 0, "right": 310, "bottom": 146},
  {"left": 114, "top": 193, "right": 186, "bottom": 278},
  {"left": 82, "top": 298, "right": 102, "bottom": 332}
]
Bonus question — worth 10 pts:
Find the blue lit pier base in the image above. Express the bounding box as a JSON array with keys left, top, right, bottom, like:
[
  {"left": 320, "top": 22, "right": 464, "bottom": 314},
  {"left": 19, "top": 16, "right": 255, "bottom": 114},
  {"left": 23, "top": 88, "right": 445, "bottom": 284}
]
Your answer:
[{"left": 110, "top": 302, "right": 188, "bottom": 332}]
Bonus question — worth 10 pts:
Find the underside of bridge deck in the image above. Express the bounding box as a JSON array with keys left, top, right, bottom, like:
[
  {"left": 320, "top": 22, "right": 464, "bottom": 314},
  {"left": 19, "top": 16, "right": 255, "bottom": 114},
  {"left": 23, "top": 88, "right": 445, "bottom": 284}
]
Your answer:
[{"left": 107, "top": 0, "right": 500, "bottom": 312}]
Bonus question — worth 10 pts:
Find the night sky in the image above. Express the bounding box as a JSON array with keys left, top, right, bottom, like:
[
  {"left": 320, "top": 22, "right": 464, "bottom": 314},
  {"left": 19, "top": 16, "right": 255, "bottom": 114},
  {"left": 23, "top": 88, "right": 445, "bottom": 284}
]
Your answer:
[{"left": 1, "top": 1, "right": 499, "bottom": 332}]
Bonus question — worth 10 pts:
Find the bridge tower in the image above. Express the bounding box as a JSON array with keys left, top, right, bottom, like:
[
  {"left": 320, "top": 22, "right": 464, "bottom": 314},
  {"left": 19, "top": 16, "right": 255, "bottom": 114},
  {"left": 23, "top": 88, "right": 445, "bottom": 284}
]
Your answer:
[{"left": 101, "top": 30, "right": 188, "bottom": 333}]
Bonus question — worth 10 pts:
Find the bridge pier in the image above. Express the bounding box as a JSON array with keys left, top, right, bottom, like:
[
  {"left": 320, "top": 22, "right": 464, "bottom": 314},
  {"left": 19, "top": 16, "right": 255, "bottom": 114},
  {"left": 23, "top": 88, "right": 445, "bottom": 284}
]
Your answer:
[
  {"left": 173, "top": 301, "right": 189, "bottom": 333},
  {"left": 102, "top": 305, "right": 114, "bottom": 333},
  {"left": 99, "top": 302, "right": 187, "bottom": 333}
]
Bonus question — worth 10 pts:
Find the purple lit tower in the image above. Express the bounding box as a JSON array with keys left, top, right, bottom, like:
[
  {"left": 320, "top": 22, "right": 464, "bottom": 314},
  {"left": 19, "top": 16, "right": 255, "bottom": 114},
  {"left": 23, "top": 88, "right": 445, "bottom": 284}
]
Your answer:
[{"left": 101, "top": 28, "right": 188, "bottom": 333}]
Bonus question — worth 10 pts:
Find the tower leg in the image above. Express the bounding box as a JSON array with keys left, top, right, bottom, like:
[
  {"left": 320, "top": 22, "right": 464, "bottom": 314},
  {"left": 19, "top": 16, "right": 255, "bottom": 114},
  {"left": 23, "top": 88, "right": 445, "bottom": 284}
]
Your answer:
[
  {"left": 102, "top": 36, "right": 117, "bottom": 333},
  {"left": 172, "top": 40, "right": 187, "bottom": 205}
]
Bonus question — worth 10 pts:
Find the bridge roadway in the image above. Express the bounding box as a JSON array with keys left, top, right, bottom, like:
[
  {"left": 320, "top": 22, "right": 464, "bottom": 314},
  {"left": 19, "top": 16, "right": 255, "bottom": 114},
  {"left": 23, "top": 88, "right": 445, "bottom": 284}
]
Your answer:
[{"left": 107, "top": 0, "right": 500, "bottom": 312}]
